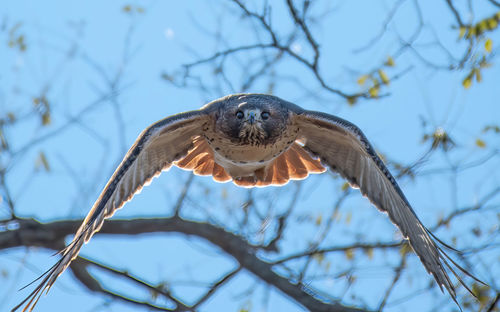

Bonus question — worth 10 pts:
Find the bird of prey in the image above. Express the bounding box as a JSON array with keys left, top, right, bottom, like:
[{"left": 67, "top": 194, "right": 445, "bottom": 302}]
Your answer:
[{"left": 15, "top": 93, "right": 480, "bottom": 311}]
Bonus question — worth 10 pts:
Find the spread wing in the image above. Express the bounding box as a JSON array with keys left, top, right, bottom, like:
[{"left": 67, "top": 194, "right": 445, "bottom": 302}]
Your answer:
[
  {"left": 290, "top": 109, "right": 481, "bottom": 303},
  {"left": 14, "top": 110, "right": 212, "bottom": 312}
]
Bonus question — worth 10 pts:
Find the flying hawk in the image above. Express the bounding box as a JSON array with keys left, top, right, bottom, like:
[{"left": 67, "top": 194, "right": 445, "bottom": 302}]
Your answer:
[{"left": 15, "top": 93, "right": 480, "bottom": 311}]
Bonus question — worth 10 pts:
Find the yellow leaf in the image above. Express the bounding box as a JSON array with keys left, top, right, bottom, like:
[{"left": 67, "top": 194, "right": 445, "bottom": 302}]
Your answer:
[
  {"left": 42, "top": 112, "right": 51, "bottom": 126},
  {"left": 347, "top": 96, "right": 357, "bottom": 106},
  {"left": 487, "top": 18, "right": 498, "bottom": 30},
  {"left": 122, "top": 5, "right": 131, "bottom": 12},
  {"left": 357, "top": 75, "right": 369, "bottom": 86},
  {"left": 475, "top": 138, "right": 486, "bottom": 148},
  {"left": 345, "top": 212, "right": 352, "bottom": 224},
  {"left": 378, "top": 69, "right": 390, "bottom": 85},
  {"left": 368, "top": 86, "right": 379, "bottom": 98},
  {"left": 478, "top": 20, "right": 488, "bottom": 34},
  {"left": 341, "top": 182, "right": 350, "bottom": 192},
  {"left": 332, "top": 210, "right": 341, "bottom": 222},
  {"left": 315, "top": 214, "right": 322, "bottom": 226},
  {"left": 472, "top": 283, "right": 491, "bottom": 305},
  {"left": 364, "top": 248, "right": 374, "bottom": 260},
  {"left": 451, "top": 236, "right": 457, "bottom": 246},
  {"left": 485, "top": 38, "right": 493, "bottom": 53},
  {"left": 345, "top": 248, "right": 354, "bottom": 260},
  {"left": 462, "top": 76, "right": 472, "bottom": 89},
  {"left": 399, "top": 243, "right": 412, "bottom": 256},
  {"left": 385, "top": 56, "right": 395, "bottom": 67},
  {"left": 35, "top": 151, "right": 50, "bottom": 172},
  {"left": 221, "top": 188, "right": 228, "bottom": 199},
  {"left": 468, "top": 26, "right": 476, "bottom": 38},
  {"left": 474, "top": 68, "right": 482, "bottom": 82},
  {"left": 324, "top": 260, "right": 331, "bottom": 271},
  {"left": 7, "top": 112, "right": 16, "bottom": 122},
  {"left": 458, "top": 26, "right": 467, "bottom": 38},
  {"left": 480, "top": 59, "right": 493, "bottom": 68},
  {"left": 483, "top": 125, "right": 500, "bottom": 133},
  {"left": 0, "top": 130, "right": 8, "bottom": 150},
  {"left": 313, "top": 252, "right": 324, "bottom": 264}
]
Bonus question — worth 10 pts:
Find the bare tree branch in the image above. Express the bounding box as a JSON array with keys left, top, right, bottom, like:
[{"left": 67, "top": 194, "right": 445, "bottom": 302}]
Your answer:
[{"left": 2, "top": 217, "right": 371, "bottom": 312}]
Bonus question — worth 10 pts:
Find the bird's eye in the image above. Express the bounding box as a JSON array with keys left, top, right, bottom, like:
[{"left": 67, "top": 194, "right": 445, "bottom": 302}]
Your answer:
[
  {"left": 236, "top": 111, "right": 244, "bottom": 119},
  {"left": 261, "top": 111, "right": 270, "bottom": 120}
]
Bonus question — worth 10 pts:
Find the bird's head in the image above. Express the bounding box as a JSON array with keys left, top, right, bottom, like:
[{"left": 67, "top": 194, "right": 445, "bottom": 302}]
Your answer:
[{"left": 216, "top": 94, "right": 290, "bottom": 145}]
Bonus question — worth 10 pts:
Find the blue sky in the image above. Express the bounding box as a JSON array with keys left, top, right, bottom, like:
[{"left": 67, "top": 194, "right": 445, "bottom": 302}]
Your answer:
[{"left": 1, "top": 1, "right": 499, "bottom": 311}]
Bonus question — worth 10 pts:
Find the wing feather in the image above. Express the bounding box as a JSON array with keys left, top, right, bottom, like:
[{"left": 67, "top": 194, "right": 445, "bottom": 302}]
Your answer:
[
  {"left": 291, "top": 109, "right": 482, "bottom": 302},
  {"left": 14, "top": 110, "right": 211, "bottom": 312}
]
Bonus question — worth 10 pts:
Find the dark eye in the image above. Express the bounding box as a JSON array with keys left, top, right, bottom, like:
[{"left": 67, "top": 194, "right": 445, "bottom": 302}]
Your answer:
[
  {"left": 261, "top": 111, "right": 270, "bottom": 120},
  {"left": 236, "top": 111, "right": 244, "bottom": 119}
]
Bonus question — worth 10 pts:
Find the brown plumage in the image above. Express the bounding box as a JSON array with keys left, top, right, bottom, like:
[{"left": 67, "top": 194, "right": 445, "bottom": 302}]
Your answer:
[{"left": 14, "top": 93, "right": 484, "bottom": 311}]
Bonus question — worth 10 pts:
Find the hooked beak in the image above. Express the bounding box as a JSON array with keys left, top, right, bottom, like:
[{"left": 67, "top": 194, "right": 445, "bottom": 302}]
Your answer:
[{"left": 247, "top": 111, "right": 256, "bottom": 125}]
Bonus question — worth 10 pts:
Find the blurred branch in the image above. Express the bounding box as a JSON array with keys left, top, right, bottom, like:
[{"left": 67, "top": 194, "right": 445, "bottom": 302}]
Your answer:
[
  {"left": 444, "top": 0, "right": 464, "bottom": 26},
  {"left": 191, "top": 266, "right": 241, "bottom": 309},
  {"left": 71, "top": 258, "right": 180, "bottom": 312},
  {"left": 262, "top": 183, "right": 302, "bottom": 252},
  {"left": 486, "top": 293, "right": 499, "bottom": 312},
  {"left": 273, "top": 242, "right": 402, "bottom": 265},
  {"left": 377, "top": 254, "right": 407, "bottom": 311},
  {"left": 173, "top": 174, "right": 194, "bottom": 217},
  {"left": 79, "top": 257, "right": 191, "bottom": 311},
  {"left": 285, "top": 0, "right": 320, "bottom": 68},
  {"left": 487, "top": 0, "right": 500, "bottom": 7},
  {"left": 352, "top": 0, "right": 406, "bottom": 54},
  {"left": 432, "top": 186, "right": 500, "bottom": 230},
  {"left": 174, "top": 0, "right": 381, "bottom": 100}
]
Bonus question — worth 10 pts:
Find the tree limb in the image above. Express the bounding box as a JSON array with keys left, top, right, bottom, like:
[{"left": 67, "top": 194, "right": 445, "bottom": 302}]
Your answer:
[{"left": 1, "top": 217, "right": 371, "bottom": 312}]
